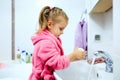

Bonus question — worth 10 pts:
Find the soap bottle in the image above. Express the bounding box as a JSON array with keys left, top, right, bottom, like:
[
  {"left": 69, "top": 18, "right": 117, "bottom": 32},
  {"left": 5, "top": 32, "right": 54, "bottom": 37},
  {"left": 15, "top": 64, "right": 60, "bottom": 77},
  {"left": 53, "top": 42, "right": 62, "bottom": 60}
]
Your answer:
[
  {"left": 21, "top": 50, "right": 26, "bottom": 63},
  {"left": 16, "top": 48, "right": 21, "bottom": 63},
  {"left": 26, "top": 52, "right": 30, "bottom": 63},
  {"left": 30, "top": 53, "right": 32, "bottom": 63}
]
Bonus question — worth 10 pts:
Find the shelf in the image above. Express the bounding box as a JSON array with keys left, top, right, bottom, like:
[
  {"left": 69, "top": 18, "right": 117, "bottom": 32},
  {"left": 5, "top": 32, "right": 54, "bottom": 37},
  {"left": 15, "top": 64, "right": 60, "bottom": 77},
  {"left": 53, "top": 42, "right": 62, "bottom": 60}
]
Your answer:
[{"left": 90, "top": 0, "right": 112, "bottom": 13}]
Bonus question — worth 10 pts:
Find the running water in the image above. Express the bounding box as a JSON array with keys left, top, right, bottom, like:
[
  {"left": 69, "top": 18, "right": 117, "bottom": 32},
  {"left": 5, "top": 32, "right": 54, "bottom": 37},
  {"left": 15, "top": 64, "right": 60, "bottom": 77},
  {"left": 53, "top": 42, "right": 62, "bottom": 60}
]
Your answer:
[{"left": 87, "top": 57, "right": 97, "bottom": 80}]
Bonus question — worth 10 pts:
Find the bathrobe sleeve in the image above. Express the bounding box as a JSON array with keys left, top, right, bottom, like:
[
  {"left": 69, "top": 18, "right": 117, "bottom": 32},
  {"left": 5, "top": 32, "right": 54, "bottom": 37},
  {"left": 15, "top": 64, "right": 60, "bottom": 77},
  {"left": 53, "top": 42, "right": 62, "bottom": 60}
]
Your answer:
[{"left": 37, "top": 39, "right": 70, "bottom": 70}]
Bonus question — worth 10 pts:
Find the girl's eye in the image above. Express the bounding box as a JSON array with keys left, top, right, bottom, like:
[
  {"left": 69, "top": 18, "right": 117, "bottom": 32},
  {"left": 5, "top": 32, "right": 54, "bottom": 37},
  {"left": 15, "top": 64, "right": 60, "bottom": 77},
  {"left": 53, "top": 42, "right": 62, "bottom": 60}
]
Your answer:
[{"left": 60, "top": 28, "right": 63, "bottom": 30}]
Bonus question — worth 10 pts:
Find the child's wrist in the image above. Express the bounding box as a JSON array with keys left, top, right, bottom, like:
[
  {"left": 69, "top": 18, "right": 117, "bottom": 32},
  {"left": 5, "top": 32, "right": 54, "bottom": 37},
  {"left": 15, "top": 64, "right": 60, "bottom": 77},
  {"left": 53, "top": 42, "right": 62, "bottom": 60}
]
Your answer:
[{"left": 68, "top": 53, "right": 75, "bottom": 62}]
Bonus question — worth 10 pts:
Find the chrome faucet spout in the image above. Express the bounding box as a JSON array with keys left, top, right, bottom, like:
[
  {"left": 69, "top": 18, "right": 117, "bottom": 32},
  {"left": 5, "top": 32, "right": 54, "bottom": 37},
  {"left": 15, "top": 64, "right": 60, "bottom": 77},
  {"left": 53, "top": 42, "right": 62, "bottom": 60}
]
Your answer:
[{"left": 94, "top": 51, "right": 113, "bottom": 73}]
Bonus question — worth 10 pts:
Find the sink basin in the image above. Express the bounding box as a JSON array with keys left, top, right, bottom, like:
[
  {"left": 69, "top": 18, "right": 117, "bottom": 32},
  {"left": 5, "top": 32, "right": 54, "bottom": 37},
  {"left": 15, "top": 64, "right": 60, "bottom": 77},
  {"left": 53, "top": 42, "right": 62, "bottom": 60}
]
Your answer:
[
  {"left": 55, "top": 60, "right": 97, "bottom": 80},
  {"left": 55, "top": 60, "right": 113, "bottom": 80},
  {"left": 94, "top": 63, "right": 113, "bottom": 80}
]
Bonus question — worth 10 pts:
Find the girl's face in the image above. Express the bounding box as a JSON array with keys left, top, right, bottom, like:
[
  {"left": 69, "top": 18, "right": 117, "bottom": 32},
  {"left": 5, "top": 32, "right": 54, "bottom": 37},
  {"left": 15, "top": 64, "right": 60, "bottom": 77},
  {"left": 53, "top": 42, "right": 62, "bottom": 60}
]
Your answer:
[{"left": 48, "top": 16, "right": 67, "bottom": 38}]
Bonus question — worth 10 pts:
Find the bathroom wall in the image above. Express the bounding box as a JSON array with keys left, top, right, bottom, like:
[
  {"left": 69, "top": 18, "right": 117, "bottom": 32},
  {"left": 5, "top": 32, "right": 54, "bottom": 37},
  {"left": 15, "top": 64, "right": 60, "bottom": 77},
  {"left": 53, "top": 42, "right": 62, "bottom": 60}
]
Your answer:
[
  {"left": 0, "top": 0, "right": 12, "bottom": 61},
  {"left": 87, "top": 9, "right": 113, "bottom": 57},
  {"left": 15, "top": 0, "right": 37, "bottom": 54},
  {"left": 113, "top": 0, "right": 120, "bottom": 57},
  {"left": 113, "top": 0, "right": 120, "bottom": 80}
]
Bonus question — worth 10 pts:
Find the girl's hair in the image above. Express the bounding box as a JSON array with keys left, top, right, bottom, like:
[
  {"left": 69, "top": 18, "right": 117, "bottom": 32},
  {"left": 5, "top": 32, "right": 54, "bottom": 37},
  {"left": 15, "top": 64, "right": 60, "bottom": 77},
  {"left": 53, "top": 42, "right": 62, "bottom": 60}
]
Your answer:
[{"left": 37, "top": 6, "right": 68, "bottom": 33}]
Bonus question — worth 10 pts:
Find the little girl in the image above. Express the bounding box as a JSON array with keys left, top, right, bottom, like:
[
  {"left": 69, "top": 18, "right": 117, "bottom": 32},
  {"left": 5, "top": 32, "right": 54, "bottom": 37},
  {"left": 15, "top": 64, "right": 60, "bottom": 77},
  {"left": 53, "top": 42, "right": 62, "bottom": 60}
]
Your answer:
[{"left": 29, "top": 6, "right": 86, "bottom": 80}]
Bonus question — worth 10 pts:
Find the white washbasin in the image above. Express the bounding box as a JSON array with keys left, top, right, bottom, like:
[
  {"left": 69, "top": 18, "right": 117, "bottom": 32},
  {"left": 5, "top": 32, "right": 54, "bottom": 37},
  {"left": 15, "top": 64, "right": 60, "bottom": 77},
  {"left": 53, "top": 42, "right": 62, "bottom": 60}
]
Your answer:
[
  {"left": 55, "top": 60, "right": 95, "bottom": 80},
  {"left": 94, "top": 63, "right": 113, "bottom": 80},
  {"left": 55, "top": 60, "right": 113, "bottom": 80}
]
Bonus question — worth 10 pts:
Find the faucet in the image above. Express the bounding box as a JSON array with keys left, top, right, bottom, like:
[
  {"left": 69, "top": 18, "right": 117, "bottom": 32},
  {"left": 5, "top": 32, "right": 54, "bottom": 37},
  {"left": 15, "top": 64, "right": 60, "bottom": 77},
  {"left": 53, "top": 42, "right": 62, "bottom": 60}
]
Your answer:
[{"left": 94, "top": 50, "right": 113, "bottom": 73}]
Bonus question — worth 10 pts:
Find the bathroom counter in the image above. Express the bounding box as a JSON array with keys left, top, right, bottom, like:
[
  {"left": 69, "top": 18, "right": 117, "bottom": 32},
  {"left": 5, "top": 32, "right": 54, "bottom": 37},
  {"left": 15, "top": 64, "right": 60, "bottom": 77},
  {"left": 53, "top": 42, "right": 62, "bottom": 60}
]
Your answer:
[
  {"left": 0, "top": 60, "right": 32, "bottom": 80},
  {"left": 0, "top": 60, "right": 113, "bottom": 80},
  {"left": 0, "top": 60, "right": 62, "bottom": 80}
]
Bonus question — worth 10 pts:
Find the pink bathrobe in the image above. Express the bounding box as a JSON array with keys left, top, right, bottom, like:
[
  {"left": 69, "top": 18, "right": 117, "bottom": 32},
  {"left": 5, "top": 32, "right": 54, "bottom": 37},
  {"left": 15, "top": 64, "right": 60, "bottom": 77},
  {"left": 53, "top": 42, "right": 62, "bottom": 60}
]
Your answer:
[{"left": 29, "top": 30, "right": 70, "bottom": 80}]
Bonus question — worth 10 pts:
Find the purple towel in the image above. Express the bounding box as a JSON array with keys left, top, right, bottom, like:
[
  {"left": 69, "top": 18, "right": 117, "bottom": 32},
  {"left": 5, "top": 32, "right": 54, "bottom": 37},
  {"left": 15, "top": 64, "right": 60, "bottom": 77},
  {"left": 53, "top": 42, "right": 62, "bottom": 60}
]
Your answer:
[{"left": 74, "top": 19, "right": 88, "bottom": 51}]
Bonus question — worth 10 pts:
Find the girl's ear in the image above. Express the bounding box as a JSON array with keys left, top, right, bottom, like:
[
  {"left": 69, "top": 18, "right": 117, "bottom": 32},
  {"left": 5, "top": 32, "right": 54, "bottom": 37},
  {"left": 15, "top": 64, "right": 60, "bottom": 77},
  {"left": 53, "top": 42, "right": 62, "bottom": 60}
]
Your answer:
[{"left": 47, "top": 21, "right": 53, "bottom": 29}]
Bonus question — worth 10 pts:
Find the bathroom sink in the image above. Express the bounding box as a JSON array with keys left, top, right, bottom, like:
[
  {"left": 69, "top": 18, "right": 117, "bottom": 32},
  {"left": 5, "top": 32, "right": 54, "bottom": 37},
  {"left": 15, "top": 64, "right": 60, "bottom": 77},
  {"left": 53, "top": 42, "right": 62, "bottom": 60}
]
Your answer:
[
  {"left": 94, "top": 63, "right": 113, "bottom": 80},
  {"left": 55, "top": 60, "right": 96, "bottom": 80},
  {"left": 55, "top": 60, "right": 113, "bottom": 80}
]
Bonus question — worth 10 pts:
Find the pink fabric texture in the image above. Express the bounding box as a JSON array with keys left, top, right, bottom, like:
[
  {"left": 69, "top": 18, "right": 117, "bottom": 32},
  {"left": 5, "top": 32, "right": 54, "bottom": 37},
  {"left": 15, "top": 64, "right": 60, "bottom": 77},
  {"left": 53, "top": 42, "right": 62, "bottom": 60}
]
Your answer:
[{"left": 29, "top": 30, "right": 70, "bottom": 80}]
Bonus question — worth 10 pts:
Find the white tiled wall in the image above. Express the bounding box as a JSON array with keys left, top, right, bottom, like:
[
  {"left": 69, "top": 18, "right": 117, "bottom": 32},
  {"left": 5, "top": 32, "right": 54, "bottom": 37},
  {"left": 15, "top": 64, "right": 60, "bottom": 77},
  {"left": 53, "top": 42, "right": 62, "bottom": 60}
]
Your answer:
[
  {"left": 87, "top": 9, "right": 113, "bottom": 58},
  {"left": 112, "top": 54, "right": 120, "bottom": 80},
  {"left": 113, "top": 0, "right": 120, "bottom": 80},
  {"left": 0, "top": 0, "right": 11, "bottom": 61}
]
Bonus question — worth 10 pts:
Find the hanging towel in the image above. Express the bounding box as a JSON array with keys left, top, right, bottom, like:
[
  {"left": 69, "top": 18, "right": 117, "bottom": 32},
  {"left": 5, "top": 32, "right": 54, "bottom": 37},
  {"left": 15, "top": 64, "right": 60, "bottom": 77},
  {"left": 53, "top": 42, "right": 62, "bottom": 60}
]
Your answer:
[{"left": 74, "top": 19, "right": 88, "bottom": 51}]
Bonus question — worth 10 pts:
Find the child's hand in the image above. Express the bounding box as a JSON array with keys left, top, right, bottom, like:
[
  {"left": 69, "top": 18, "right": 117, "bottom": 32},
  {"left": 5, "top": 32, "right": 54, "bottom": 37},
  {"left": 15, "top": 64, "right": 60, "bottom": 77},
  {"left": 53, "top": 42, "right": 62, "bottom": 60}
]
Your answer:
[
  {"left": 68, "top": 47, "right": 87, "bottom": 62},
  {"left": 87, "top": 57, "right": 105, "bottom": 64},
  {"left": 94, "top": 57, "right": 105, "bottom": 64},
  {"left": 73, "top": 48, "right": 87, "bottom": 60}
]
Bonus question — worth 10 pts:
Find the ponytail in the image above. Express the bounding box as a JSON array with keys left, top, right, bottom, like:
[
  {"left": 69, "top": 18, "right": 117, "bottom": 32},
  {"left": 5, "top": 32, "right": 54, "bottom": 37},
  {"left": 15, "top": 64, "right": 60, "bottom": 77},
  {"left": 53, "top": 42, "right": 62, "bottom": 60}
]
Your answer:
[
  {"left": 37, "top": 6, "right": 51, "bottom": 33},
  {"left": 37, "top": 6, "right": 68, "bottom": 34}
]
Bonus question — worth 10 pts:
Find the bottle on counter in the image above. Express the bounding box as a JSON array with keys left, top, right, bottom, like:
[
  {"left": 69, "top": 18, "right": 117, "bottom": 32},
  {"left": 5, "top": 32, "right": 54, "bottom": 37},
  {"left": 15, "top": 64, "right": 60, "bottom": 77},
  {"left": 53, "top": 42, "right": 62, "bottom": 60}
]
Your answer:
[
  {"left": 26, "top": 52, "right": 30, "bottom": 63},
  {"left": 30, "top": 53, "right": 32, "bottom": 63},
  {"left": 16, "top": 48, "right": 21, "bottom": 63},
  {"left": 21, "top": 50, "right": 27, "bottom": 63}
]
